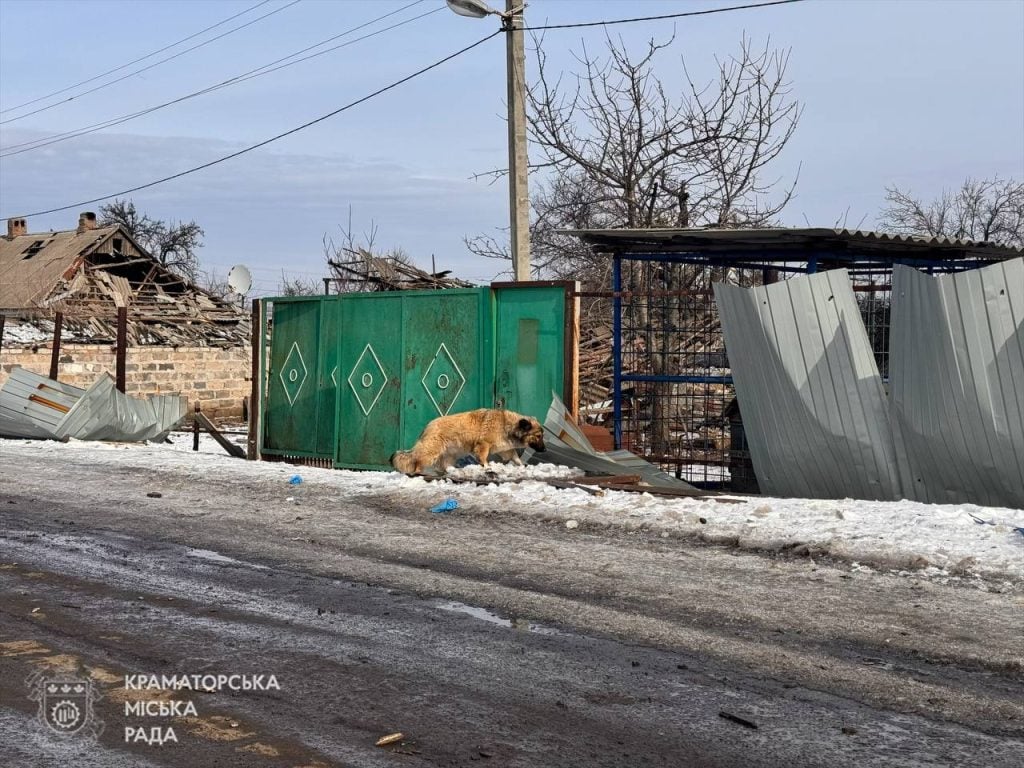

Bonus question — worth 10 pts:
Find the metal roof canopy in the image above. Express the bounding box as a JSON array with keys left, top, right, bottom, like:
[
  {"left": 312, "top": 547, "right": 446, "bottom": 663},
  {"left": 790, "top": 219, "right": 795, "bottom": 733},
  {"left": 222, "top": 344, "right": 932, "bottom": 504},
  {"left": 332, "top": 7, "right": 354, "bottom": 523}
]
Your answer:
[{"left": 558, "top": 227, "right": 1024, "bottom": 264}]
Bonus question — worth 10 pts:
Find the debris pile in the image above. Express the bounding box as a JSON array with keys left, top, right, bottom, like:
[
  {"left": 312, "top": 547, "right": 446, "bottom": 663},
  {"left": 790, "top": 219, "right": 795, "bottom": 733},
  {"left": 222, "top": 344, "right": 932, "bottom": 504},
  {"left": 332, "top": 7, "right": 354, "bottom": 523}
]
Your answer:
[{"left": 327, "top": 254, "right": 474, "bottom": 291}]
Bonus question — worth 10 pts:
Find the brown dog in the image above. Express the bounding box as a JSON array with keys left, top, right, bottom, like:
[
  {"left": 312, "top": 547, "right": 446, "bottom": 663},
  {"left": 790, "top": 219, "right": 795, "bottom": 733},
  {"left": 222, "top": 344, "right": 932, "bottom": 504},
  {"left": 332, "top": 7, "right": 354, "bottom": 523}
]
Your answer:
[{"left": 390, "top": 408, "right": 546, "bottom": 475}]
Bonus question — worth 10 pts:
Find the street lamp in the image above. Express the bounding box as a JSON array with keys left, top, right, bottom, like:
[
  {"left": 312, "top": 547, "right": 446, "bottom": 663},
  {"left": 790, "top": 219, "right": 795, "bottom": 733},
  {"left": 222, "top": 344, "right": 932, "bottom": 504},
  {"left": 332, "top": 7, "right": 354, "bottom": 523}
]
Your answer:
[{"left": 447, "top": 0, "right": 531, "bottom": 282}]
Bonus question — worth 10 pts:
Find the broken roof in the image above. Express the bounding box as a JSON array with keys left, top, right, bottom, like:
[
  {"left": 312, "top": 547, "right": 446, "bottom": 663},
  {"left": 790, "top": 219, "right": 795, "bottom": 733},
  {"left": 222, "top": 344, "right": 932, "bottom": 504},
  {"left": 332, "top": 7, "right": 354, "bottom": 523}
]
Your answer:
[
  {"left": 0, "top": 224, "right": 125, "bottom": 309},
  {"left": 1, "top": 216, "right": 249, "bottom": 347}
]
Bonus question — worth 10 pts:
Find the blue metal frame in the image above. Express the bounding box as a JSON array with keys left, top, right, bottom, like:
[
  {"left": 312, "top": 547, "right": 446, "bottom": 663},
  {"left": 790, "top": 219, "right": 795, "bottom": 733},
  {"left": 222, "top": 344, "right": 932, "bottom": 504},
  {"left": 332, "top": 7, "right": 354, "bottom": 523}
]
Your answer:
[
  {"left": 606, "top": 244, "right": 1001, "bottom": 464},
  {"left": 612, "top": 254, "right": 623, "bottom": 449},
  {"left": 622, "top": 374, "right": 733, "bottom": 384}
]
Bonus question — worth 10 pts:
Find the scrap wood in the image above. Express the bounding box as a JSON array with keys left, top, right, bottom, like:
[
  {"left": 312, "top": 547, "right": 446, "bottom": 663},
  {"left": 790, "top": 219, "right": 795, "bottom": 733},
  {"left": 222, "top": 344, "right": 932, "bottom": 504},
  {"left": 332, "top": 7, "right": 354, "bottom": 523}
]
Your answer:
[
  {"left": 572, "top": 474, "right": 641, "bottom": 486},
  {"left": 193, "top": 411, "right": 246, "bottom": 459}
]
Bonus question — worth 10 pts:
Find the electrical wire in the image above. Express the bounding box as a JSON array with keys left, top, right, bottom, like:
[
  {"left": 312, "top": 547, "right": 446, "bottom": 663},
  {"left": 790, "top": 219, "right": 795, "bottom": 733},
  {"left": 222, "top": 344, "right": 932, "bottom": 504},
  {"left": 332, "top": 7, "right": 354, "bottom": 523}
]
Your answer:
[
  {"left": 2, "top": 31, "right": 502, "bottom": 220},
  {"left": 522, "top": 0, "right": 806, "bottom": 31},
  {"left": 0, "top": 0, "right": 303, "bottom": 125},
  {"left": 0, "top": 0, "right": 276, "bottom": 115},
  {"left": 1, "top": 2, "right": 438, "bottom": 157}
]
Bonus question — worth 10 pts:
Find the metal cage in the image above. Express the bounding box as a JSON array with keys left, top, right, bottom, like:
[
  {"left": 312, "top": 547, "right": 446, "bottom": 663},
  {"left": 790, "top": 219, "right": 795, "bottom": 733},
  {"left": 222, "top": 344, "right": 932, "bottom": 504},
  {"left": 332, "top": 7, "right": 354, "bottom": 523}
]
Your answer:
[{"left": 563, "top": 228, "right": 1021, "bottom": 491}]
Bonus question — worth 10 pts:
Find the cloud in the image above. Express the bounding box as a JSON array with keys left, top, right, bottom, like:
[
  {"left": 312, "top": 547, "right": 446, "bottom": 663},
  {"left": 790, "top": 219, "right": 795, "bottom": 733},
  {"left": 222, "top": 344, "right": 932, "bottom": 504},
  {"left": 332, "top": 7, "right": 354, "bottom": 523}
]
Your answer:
[{"left": 0, "top": 129, "right": 510, "bottom": 284}]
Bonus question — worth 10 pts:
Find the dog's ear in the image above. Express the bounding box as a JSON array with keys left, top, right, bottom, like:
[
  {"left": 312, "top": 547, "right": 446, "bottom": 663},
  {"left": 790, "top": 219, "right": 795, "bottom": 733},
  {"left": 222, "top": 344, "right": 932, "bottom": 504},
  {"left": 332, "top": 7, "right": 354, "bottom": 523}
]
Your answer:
[{"left": 517, "top": 418, "right": 533, "bottom": 433}]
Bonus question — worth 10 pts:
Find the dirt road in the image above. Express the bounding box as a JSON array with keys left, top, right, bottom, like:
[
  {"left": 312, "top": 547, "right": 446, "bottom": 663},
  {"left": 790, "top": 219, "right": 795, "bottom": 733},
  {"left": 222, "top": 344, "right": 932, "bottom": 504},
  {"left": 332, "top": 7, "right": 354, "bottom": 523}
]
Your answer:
[{"left": 0, "top": 443, "right": 1021, "bottom": 767}]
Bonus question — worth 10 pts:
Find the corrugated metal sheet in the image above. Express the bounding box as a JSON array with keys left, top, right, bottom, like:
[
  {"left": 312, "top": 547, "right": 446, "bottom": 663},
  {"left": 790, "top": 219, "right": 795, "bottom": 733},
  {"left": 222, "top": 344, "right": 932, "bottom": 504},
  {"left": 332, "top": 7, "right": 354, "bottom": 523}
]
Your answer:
[
  {"left": 714, "top": 270, "right": 903, "bottom": 500},
  {"left": 889, "top": 259, "right": 1024, "bottom": 508},
  {"left": 0, "top": 367, "right": 84, "bottom": 439},
  {"left": 558, "top": 227, "right": 1023, "bottom": 259},
  {"left": 0, "top": 367, "right": 186, "bottom": 442},
  {"left": 55, "top": 374, "right": 187, "bottom": 442},
  {"left": 529, "top": 392, "right": 698, "bottom": 490}
]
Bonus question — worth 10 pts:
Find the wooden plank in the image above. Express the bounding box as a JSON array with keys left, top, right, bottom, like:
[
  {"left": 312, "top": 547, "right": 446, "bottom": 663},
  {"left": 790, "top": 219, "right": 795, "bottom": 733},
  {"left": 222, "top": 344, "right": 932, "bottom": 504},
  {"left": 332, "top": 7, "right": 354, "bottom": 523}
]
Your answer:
[
  {"left": 572, "top": 474, "right": 641, "bottom": 485},
  {"left": 194, "top": 411, "right": 246, "bottom": 459}
]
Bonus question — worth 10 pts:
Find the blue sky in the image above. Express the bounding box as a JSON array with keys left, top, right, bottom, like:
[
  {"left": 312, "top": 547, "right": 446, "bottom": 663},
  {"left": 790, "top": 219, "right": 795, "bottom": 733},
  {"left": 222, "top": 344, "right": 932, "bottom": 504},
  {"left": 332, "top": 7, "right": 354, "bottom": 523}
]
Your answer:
[{"left": 1, "top": 0, "right": 1022, "bottom": 295}]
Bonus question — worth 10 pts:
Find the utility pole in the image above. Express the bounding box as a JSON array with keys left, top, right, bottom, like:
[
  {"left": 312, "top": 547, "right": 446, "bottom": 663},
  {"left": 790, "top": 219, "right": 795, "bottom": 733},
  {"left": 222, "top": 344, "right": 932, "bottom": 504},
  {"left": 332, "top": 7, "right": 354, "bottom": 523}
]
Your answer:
[{"left": 504, "top": 0, "right": 531, "bottom": 281}]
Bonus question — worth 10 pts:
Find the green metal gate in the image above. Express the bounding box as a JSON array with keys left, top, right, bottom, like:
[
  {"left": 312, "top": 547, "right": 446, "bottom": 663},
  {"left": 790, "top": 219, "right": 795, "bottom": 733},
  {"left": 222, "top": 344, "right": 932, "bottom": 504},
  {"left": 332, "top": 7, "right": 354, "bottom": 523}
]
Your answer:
[{"left": 259, "top": 283, "right": 576, "bottom": 469}]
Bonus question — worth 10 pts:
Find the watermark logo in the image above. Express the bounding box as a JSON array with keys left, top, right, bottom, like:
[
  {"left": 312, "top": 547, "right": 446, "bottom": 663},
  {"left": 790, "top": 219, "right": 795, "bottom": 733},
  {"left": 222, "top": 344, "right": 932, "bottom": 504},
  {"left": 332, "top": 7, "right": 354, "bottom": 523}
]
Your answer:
[{"left": 27, "top": 670, "right": 104, "bottom": 739}]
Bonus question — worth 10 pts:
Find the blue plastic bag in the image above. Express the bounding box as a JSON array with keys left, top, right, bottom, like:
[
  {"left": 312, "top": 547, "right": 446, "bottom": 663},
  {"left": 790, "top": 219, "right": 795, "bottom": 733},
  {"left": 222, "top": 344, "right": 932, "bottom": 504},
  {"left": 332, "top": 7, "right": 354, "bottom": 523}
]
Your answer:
[
  {"left": 430, "top": 498, "right": 459, "bottom": 514},
  {"left": 288, "top": 475, "right": 303, "bottom": 486}
]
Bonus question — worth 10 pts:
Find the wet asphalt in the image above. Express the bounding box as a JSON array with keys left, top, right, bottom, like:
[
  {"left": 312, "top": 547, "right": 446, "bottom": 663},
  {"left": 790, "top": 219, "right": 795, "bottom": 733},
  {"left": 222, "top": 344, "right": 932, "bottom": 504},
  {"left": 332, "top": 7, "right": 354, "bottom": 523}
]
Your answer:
[
  {"left": 0, "top": 510, "right": 1019, "bottom": 768},
  {"left": 0, "top": 444, "right": 1022, "bottom": 767}
]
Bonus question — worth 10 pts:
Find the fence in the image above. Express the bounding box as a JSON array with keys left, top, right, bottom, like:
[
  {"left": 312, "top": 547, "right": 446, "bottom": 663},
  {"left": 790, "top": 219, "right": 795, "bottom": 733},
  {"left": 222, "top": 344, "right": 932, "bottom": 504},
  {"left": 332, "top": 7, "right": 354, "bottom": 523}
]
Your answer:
[{"left": 257, "top": 283, "right": 578, "bottom": 469}]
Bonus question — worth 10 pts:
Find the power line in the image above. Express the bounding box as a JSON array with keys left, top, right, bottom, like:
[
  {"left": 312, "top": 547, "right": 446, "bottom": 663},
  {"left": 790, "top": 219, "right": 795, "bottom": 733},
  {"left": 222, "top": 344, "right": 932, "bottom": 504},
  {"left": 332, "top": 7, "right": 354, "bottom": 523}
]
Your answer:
[
  {"left": 0, "top": 1, "right": 275, "bottom": 115},
  {"left": 522, "top": 0, "right": 806, "bottom": 31},
  {"left": 1, "top": 2, "right": 438, "bottom": 157},
  {"left": 0, "top": 0, "right": 303, "bottom": 125},
  {"left": 2, "top": 31, "right": 502, "bottom": 220}
]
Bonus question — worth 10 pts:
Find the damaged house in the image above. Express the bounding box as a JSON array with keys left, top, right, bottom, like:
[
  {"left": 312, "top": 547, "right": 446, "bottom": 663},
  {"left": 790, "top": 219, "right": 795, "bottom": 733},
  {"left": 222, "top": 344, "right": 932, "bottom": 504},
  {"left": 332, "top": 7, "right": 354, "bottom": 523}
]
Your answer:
[{"left": 0, "top": 212, "right": 251, "bottom": 419}]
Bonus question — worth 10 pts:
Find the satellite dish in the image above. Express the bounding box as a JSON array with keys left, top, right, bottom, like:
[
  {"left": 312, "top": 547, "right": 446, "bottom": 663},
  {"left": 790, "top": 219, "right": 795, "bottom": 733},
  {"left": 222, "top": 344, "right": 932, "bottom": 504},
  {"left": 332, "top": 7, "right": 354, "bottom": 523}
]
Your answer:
[{"left": 227, "top": 264, "right": 252, "bottom": 295}]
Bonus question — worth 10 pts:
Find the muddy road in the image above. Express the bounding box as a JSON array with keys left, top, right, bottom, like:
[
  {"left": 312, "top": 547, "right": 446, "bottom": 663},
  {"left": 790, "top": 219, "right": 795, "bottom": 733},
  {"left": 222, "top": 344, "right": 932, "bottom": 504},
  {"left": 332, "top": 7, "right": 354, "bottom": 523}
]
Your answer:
[{"left": 0, "top": 444, "right": 1022, "bottom": 767}]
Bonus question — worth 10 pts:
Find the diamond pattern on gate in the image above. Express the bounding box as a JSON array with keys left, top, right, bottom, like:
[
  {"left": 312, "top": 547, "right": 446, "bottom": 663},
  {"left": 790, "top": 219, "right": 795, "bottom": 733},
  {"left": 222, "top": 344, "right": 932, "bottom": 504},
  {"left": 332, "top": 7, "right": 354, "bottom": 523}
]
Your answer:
[
  {"left": 279, "top": 342, "right": 308, "bottom": 406},
  {"left": 422, "top": 343, "right": 466, "bottom": 416},
  {"left": 347, "top": 344, "right": 388, "bottom": 416}
]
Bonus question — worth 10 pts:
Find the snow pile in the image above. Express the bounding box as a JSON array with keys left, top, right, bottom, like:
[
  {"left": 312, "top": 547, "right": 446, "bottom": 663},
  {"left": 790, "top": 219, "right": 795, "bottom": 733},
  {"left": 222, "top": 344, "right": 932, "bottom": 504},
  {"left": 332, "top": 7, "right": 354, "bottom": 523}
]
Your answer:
[
  {"left": 1, "top": 322, "right": 50, "bottom": 345},
  {"left": 445, "top": 462, "right": 582, "bottom": 482},
  {"left": 3, "top": 437, "right": 1022, "bottom": 587}
]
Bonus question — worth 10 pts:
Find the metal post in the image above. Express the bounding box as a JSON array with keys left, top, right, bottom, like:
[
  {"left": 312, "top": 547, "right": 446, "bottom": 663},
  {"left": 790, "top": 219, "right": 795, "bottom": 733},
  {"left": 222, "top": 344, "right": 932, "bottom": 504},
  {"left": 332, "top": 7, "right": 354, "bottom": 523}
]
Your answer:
[
  {"left": 115, "top": 306, "right": 127, "bottom": 393},
  {"left": 505, "top": 0, "right": 530, "bottom": 281},
  {"left": 49, "top": 312, "right": 63, "bottom": 381},
  {"left": 322, "top": 277, "right": 330, "bottom": 295},
  {"left": 612, "top": 254, "right": 623, "bottom": 450},
  {"left": 193, "top": 402, "right": 201, "bottom": 452},
  {"left": 247, "top": 299, "right": 262, "bottom": 460}
]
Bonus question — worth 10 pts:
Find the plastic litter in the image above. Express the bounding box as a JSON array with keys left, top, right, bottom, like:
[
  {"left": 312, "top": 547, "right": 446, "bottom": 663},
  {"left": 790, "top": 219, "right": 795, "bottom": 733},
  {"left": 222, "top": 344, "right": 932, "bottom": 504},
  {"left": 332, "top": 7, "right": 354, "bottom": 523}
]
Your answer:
[
  {"left": 430, "top": 498, "right": 459, "bottom": 514},
  {"left": 969, "top": 513, "right": 1024, "bottom": 538},
  {"left": 288, "top": 475, "right": 303, "bottom": 485}
]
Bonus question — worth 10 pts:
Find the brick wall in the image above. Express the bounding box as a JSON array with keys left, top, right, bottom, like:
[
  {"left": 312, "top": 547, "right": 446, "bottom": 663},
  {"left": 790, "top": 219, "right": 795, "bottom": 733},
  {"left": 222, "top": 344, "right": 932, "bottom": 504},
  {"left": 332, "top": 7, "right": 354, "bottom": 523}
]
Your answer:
[{"left": 0, "top": 344, "right": 251, "bottom": 419}]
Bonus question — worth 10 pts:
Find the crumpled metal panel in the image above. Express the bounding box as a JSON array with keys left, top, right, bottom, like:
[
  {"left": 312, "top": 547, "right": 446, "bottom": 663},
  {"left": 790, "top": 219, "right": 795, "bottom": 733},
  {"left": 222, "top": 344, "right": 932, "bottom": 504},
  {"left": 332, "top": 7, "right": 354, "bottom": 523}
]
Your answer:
[
  {"left": 714, "top": 270, "right": 903, "bottom": 500},
  {"left": 889, "top": 259, "right": 1024, "bottom": 508},
  {"left": 54, "top": 374, "right": 187, "bottom": 442},
  {"left": 0, "top": 367, "right": 84, "bottom": 439},
  {"left": 527, "top": 392, "right": 698, "bottom": 490},
  {"left": 0, "top": 367, "right": 186, "bottom": 442}
]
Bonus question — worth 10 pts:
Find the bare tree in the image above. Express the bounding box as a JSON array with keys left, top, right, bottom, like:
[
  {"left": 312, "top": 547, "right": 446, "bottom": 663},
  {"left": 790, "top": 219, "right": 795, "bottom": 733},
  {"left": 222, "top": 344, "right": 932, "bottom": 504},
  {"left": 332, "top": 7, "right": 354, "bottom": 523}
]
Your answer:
[
  {"left": 468, "top": 33, "right": 801, "bottom": 280},
  {"left": 198, "top": 268, "right": 231, "bottom": 300},
  {"left": 99, "top": 198, "right": 204, "bottom": 282},
  {"left": 878, "top": 176, "right": 1023, "bottom": 247},
  {"left": 467, "top": 34, "right": 801, "bottom": 458},
  {"left": 277, "top": 271, "right": 321, "bottom": 296}
]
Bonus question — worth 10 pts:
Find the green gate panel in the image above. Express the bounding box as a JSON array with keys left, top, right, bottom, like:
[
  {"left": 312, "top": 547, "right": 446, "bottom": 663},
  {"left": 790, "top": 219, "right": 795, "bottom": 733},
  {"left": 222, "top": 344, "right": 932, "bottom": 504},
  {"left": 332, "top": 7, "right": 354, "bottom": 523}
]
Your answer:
[
  {"left": 263, "top": 299, "right": 323, "bottom": 455},
  {"left": 315, "top": 298, "right": 342, "bottom": 456},
  {"left": 335, "top": 293, "right": 404, "bottom": 469},
  {"left": 398, "top": 289, "right": 490, "bottom": 451},
  {"left": 261, "top": 285, "right": 571, "bottom": 469},
  {"left": 494, "top": 285, "right": 567, "bottom": 421}
]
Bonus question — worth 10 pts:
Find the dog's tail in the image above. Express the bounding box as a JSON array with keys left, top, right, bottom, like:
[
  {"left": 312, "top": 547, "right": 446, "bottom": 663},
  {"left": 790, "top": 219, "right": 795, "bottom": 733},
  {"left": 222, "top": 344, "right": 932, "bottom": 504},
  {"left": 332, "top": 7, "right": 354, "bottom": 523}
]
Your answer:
[{"left": 390, "top": 450, "right": 417, "bottom": 475}]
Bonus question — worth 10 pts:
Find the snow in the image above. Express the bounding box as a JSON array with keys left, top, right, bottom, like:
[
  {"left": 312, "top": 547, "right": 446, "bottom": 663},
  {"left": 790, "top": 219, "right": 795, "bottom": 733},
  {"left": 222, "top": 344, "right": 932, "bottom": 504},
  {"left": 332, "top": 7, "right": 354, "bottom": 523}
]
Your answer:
[
  {"left": 1, "top": 322, "right": 50, "bottom": 345},
  {"left": 2, "top": 436, "right": 1022, "bottom": 589}
]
